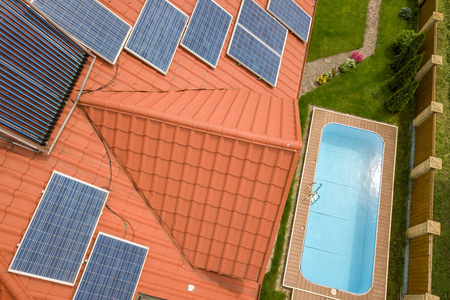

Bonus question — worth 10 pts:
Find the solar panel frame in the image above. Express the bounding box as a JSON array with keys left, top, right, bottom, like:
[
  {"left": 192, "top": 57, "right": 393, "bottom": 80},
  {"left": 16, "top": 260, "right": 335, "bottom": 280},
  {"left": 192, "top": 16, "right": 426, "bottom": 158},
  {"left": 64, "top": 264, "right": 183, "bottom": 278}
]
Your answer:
[
  {"left": 30, "top": 0, "right": 132, "bottom": 65},
  {"left": 227, "top": 25, "right": 283, "bottom": 86},
  {"left": 125, "top": 0, "right": 189, "bottom": 75},
  {"left": 237, "top": 0, "right": 287, "bottom": 55},
  {"left": 226, "top": 0, "right": 288, "bottom": 87},
  {"left": 180, "top": 0, "right": 233, "bottom": 68},
  {"left": 73, "top": 232, "right": 149, "bottom": 300},
  {"left": 8, "top": 171, "right": 109, "bottom": 286},
  {"left": 267, "top": 0, "right": 312, "bottom": 42}
]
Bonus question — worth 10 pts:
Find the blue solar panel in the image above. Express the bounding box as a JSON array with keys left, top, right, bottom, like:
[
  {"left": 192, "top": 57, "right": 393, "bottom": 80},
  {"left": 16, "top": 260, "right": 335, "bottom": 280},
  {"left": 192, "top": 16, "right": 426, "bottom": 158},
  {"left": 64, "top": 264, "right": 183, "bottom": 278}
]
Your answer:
[
  {"left": 180, "top": 0, "right": 232, "bottom": 68},
  {"left": 238, "top": 0, "right": 286, "bottom": 55},
  {"left": 267, "top": 0, "right": 312, "bottom": 42},
  {"left": 8, "top": 171, "right": 108, "bottom": 285},
  {"left": 32, "top": 0, "right": 131, "bottom": 64},
  {"left": 125, "top": 0, "right": 189, "bottom": 74},
  {"left": 228, "top": 26, "right": 282, "bottom": 86},
  {"left": 73, "top": 232, "right": 148, "bottom": 300},
  {"left": 227, "top": 0, "right": 287, "bottom": 87}
]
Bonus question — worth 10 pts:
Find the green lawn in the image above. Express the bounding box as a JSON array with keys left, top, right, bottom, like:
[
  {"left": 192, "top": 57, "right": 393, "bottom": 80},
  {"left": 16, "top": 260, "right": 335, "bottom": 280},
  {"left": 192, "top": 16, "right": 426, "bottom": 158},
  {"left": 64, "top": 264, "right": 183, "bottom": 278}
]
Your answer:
[
  {"left": 261, "top": 0, "right": 430, "bottom": 298},
  {"left": 306, "top": 0, "right": 368, "bottom": 61},
  {"left": 432, "top": 0, "right": 449, "bottom": 297},
  {"left": 299, "top": 0, "right": 418, "bottom": 298}
]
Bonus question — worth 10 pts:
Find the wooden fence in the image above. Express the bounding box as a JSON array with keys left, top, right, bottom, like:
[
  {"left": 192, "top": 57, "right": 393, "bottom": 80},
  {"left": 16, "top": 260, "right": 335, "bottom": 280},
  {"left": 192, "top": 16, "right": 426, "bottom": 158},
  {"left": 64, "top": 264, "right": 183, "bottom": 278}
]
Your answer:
[{"left": 404, "top": 0, "right": 443, "bottom": 298}]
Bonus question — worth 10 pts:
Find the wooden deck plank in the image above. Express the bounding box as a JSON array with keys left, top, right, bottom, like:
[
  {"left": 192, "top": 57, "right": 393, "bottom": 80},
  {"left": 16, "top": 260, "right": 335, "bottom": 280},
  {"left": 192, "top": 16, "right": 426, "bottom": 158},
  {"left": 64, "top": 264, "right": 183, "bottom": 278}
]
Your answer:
[{"left": 283, "top": 108, "right": 398, "bottom": 300}]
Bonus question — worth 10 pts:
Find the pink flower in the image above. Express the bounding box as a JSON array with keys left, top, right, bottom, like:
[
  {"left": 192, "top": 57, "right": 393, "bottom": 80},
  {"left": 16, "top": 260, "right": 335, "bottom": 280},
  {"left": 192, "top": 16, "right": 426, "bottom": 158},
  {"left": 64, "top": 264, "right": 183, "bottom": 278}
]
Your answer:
[{"left": 351, "top": 51, "right": 364, "bottom": 63}]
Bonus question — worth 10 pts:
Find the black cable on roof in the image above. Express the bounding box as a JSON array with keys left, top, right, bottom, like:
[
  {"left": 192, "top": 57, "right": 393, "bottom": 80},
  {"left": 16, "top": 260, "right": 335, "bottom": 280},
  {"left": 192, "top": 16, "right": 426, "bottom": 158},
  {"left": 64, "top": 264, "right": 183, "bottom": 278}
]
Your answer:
[{"left": 79, "top": 60, "right": 136, "bottom": 241}]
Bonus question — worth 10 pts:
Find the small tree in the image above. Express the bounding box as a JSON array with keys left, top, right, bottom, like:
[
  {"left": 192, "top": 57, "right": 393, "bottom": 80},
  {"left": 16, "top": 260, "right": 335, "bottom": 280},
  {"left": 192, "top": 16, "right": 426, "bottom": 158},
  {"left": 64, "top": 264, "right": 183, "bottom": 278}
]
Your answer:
[
  {"left": 393, "top": 30, "right": 419, "bottom": 55},
  {"left": 398, "top": 7, "right": 413, "bottom": 20},
  {"left": 385, "top": 79, "right": 420, "bottom": 113},
  {"left": 387, "top": 53, "right": 423, "bottom": 91},
  {"left": 391, "top": 33, "right": 425, "bottom": 72}
]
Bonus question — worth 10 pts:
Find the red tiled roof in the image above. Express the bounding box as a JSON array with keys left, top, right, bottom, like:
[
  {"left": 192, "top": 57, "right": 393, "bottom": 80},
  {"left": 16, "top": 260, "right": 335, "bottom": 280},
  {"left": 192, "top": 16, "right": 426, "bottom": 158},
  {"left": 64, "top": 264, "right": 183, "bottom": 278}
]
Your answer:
[
  {"left": 1, "top": 0, "right": 315, "bottom": 298},
  {"left": 82, "top": 89, "right": 301, "bottom": 148},
  {"left": 0, "top": 110, "right": 259, "bottom": 299},
  {"left": 82, "top": 93, "right": 300, "bottom": 281}
]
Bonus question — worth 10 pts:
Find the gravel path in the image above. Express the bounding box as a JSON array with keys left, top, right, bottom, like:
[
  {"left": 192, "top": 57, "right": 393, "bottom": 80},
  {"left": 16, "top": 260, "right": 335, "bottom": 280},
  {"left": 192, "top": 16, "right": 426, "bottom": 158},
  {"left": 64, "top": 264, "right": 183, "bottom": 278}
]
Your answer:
[{"left": 300, "top": 0, "right": 382, "bottom": 95}]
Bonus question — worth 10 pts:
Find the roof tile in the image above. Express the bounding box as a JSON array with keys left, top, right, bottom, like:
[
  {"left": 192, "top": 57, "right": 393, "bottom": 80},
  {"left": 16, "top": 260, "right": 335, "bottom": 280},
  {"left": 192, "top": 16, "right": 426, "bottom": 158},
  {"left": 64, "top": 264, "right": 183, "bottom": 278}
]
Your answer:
[
  {"left": 1, "top": 105, "right": 269, "bottom": 299},
  {"left": 1, "top": 0, "right": 316, "bottom": 296}
]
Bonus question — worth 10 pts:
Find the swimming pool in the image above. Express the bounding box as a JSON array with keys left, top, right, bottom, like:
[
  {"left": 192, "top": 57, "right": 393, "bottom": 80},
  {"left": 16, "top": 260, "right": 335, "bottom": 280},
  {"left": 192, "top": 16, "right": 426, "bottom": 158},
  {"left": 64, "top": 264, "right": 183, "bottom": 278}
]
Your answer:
[{"left": 300, "top": 123, "right": 384, "bottom": 295}]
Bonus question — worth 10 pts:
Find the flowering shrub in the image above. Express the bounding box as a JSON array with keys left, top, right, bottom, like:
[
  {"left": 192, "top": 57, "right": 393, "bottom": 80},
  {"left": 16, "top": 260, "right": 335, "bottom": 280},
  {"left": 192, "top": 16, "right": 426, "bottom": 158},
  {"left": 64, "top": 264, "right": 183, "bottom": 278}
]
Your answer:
[
  {"left": 351, "top": 51, "right": 364, "bottom": 63},
  {"left": 347, "top": 58, "right": 356, "bottom": 68},
  {"left": 324, "top": 67, "right": 339, "bottom": 81},
  {"left": 316, "top": 62, "right": 355, "bottom": 85},
  {"left": 339, "top": 58, "right": 356, "bottom": 73},
  {"left": 330, "top": 67, "right": 338, "bottom": 77},
  {"left": 316, "top": 74, "right": 328, "bottom": 85}
]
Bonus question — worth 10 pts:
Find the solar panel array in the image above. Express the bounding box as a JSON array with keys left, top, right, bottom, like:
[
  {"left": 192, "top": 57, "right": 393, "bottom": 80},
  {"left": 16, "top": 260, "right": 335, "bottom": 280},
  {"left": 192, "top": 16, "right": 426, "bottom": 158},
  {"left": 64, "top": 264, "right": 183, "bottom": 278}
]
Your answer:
[
  {"left": 32, "top": 0, "right": 131, "bottom": 64},
  {"left": 180, "top": 0, "right": 232, "bottom": 68},
  {"left": 267, "top": 0, "right": 312, "bottom": 42},
  {"left": 1, "top": 0, "right": 87, "bottom": 147},
  {"left": 125, "top": 0, "right": 189, "bottom": 74},
  {"left": 73, "top": 232, "right": 148, "bottom": 300},
  {"left": 8, "top": 171, "right": 108, "bottom": 285},
  {"left": 227, "top": 0, "right": 287, "bottom": 87}
]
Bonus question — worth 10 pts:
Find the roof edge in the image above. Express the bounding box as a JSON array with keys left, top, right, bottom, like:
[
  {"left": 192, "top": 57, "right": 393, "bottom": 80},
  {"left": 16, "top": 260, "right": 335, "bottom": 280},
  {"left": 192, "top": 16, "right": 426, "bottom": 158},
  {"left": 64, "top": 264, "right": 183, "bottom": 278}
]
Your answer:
[
  {"left": 257, "top": 150, "right": 300, "bottom": 285},
  {"left": 295, "top": 1, "right": 319, "bottom": 100},
  {"left": 82, "top": 98, "right": 302, "bottom": 151}
]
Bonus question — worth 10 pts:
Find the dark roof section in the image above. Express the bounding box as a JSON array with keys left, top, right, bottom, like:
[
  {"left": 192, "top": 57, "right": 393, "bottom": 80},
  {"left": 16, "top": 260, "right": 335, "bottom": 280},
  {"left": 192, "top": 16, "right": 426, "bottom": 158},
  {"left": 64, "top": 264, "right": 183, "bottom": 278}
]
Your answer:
[{"left": 0, "top": 0, "right": 87, "bottom": 148}]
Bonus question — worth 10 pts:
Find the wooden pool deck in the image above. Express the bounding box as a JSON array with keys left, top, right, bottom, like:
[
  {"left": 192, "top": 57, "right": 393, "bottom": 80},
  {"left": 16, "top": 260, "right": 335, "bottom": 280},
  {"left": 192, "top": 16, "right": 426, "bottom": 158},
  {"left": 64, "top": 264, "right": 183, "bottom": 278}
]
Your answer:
[{"left": 283, "top": 107, "right": 398, "bottom": 300}]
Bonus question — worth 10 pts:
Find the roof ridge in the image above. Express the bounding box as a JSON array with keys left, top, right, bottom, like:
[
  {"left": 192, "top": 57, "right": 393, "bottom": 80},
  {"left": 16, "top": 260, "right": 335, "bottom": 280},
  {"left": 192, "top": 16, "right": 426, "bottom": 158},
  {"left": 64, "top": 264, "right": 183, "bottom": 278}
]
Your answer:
[{"left": 83, "top": 91, "right": 302, "bottom": 151}]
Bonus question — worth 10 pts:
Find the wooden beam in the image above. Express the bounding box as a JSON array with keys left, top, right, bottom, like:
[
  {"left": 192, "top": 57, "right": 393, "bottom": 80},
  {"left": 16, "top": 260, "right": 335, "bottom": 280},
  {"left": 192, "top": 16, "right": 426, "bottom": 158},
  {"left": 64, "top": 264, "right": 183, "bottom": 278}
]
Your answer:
[
  {"left": 413, "top": 102, "right": 444, "bottom": 127},
  {"left": 407, "top": 220, "right": 441, "bottom": 239},
  {"left": 404, "top": 294, "right": 440, "bottom": 300},
  {"left": 419, "top": 12, "right": 444, "bottom": 34},
  {"left": 410, "top": 157, "right": 442, "bottom": 179},
  {"left": 416, "top": 55, "right": 443, "bottom": 80}
]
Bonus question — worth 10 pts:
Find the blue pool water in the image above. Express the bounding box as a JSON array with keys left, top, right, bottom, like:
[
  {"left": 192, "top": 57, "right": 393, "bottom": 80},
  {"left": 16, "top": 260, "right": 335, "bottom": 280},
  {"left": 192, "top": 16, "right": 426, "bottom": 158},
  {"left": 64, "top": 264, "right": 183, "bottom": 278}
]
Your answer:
[{"left": 300, "top": 123, "right": 384, "bottom": 295}]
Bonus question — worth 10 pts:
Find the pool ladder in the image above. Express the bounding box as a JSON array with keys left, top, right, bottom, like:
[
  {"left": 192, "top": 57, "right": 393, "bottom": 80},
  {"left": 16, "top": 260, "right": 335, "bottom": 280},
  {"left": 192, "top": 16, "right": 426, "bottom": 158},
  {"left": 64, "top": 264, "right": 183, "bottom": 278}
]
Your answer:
[{"left": 306, "top": 182, "right": 322, "bottom": 204}]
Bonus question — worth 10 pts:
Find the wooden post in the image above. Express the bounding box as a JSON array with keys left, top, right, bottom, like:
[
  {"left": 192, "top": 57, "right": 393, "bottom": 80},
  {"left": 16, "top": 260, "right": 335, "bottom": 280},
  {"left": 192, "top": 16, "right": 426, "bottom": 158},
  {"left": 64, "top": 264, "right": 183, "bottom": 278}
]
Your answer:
[
  {"left": 415, "top": 55, "right": 443, "bottom": 80},
  {"left": 410, "top": 157, "right": 442, "bottom": 179},
  {"left": 419, "top": 12, "right": 444, "bottom": 34},
  {"left": 407, "top": 220, "right": 441, "bottom": 239},
  {"left": 404, "top": 294, "right": 440, "bottom": 300},
  {"left": 413, "top": 102, "right": 444, "bottom": 127}
]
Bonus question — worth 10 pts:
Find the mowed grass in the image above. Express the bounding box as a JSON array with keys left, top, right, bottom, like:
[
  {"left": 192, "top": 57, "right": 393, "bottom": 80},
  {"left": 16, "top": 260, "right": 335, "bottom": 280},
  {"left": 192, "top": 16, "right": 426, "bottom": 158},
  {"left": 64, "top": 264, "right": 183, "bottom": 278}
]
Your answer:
[
  {"left": 299, "top": 0, "right": 418, "bottom": 298},
  {"left": 306, "top": 0, "right": 368, "bottom": 61},
  {"left": 432, "top": 0, "right": 449, "bottom": 297}
]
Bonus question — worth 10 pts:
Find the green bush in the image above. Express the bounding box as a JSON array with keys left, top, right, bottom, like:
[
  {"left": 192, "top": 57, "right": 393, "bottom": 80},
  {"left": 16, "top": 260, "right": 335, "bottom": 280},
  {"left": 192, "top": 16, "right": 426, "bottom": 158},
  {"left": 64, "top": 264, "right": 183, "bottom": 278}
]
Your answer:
[
  {"left": 339, "top": 58, "right": 356, "bottom": 73},
  {"left": 391, "top": 33, "right": 425, "bottom": 72},
  {"left": 385, "top": 79, "right": 420, "bottom": 113},
  {"left": 393, "top": 30, "right": 419, "bottom": 55},
  {"left": 387, "top": 53, "right": 423, "bottom": 91},
  {"left": 398, "top": 7, "right": 413, "bottom": 20}
]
